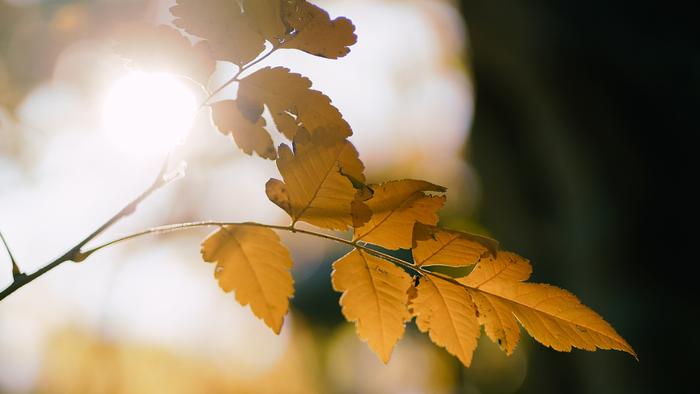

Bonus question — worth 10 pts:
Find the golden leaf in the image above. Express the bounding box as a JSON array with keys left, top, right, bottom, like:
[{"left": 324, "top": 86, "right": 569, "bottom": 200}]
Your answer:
[
  {"left": 460, "top": 252, "right": 529, "bottom": 354},
  {"left": 114, "top": 24, "right": 215, "bottom": 87},
  {"left": 459, "top": 252, "right": 636, "bottom": 358},
  {"left": 412, "top": 223, "right": 499, "bottom": 268},
  {"left": 211, "top": 100, "right": 276, "bottom": 159},
  {"left": 171, "top": 0, "right": 265, "bottom": 65},
  {"left": 266, "top": 130, "right": 367, "bottom": 230},
  {"left": 411, "top": 276, "right": 481, "bottom": 366},
  {"left": 282, "top": 0, "right": 357, "bottom": 59},
  {"left": 332, "top": 249, "right": 413, "bottom": 362},
  {"left": 237, "top": 66, "right": 352, "bottom": 140},
  {"left": 243, "top": 0, "right": 287, "bottom": 42},
  {"left": 265, "top": 178, "right": 291, "bottom": 213},
  {"left": 201, "top": 225, "right": 294, "bottom": 334},
  {"left": 353, "top": 180, "right": 446, "bottom": 250}
]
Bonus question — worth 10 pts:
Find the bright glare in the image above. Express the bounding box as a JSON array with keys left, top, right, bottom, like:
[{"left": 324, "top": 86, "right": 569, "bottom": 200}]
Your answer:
[{"left": 101, "top": 72, "right": 196, "bottom": 155}]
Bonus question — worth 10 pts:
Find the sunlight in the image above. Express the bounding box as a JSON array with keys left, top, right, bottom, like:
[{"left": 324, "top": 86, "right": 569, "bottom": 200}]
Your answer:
[{"left": 101, "top": 72, "right": 197, "bottom": 155}]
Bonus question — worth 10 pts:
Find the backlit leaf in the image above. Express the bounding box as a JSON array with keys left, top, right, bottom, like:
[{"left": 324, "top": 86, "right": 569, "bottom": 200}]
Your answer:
[
  {"left": 459, "top": 253, "right": 637, "bottom": 358},
  {"left": 353, "top": 180, "right": 446, "bottom": 250},
  {"left": 211, "top": 100, "right": 276, "bottom": 159},
  {"left": 282, "top": 0, "right": 357, "bottom": 59},
  {"left": 266, "top": 129, "right": 367, "bottom": 230},
  {"left": 461, "top": 252, "right": 530, "bottom": 354},
  {"left": 411, "top": 276, "right": 481, "bottom": 366},
  {"left": 237, "top": 66, "right": 352, "bottom": 140},
  {"left": 243, "top": 0, "right": 287, "bottom": 42},
  {"left": 412, "top": 223, "right": 498, "bottom": 267},
  {"left": 171, "top": 0, "right": 265, "bottom": 65},
  {"left": 332, "top": 249, "right": 413, "bottom": 362},
  {"left": 114, "top": 24, "right": 215, "bottom": 87},
  {"left": 201, "top": 225, "right": 294, "bottom": 334}
]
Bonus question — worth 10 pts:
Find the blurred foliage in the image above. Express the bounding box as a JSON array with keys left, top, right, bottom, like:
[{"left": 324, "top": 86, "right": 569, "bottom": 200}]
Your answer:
[
  {"left": 0, "top": 1, "right": 144, "bottom": 112},
  {"left": 38, "top": 322, "right": 321, "bottom": 394}
]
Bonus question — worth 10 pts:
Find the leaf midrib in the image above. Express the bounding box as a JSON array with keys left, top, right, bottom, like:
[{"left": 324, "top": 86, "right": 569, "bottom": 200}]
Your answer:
[
  {"left": 464, "top": 282, "right": 631, "bottom": 351},
  {"left": 223, "top": 227, "right": 273, "bottom": 313},
  {"left": 291, "top": 145, "right": 347, "bottom": 225}
]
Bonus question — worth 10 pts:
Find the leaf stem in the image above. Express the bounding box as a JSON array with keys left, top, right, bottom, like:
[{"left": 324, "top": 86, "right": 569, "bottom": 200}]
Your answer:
[
  {"left": 200, "top": 46, "right": 278, "bottom": 108},
  {"left": 0, "top": 156, "right": 178, "bottom": 302}
]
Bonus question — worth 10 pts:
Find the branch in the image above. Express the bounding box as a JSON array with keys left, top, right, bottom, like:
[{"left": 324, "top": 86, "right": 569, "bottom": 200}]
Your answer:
[
  {"left": 78, "top": 221, "right": 476, "bottom": 293},
  {"left": 0, "top": 157, "right": 180, "bottom": 302}
]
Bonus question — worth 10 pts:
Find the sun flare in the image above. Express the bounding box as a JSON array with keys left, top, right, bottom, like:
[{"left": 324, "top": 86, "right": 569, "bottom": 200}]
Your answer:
[{"left": 101, "top": 71, "right": 197, "bottom": 155}]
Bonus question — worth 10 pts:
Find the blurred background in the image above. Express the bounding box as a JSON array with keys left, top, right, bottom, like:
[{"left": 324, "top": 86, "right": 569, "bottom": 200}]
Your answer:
[{"left": 0, "top": 0, "right": 695, "bottom": 393}]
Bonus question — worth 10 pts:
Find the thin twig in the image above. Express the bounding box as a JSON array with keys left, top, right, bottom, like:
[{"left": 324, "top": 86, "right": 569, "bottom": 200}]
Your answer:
[
  {"left": 0, "top": 156, "right": 177, "bottom": 302},
  {"left": 78, "top": 221, "right": 465, "bottom": 290},
  {"left": 0, "top": 231, "right": 22, "bottom": 278},
  {"left": 1, "top": 208, "right": 482, "bottom": 304},
  {"left": 199, "top": 46, "right": 278, "bottom": 109}
]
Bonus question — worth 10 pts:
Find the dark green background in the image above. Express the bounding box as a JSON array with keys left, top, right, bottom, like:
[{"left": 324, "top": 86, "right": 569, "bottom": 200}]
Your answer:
[{"left": 457, "top": 0, "right": 697, "bottom": 392}]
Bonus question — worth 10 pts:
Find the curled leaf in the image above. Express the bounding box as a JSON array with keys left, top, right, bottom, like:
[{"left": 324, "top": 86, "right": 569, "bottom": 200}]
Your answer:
[{"left": 265, "top": 178, "right": 291, "bottom": 213}]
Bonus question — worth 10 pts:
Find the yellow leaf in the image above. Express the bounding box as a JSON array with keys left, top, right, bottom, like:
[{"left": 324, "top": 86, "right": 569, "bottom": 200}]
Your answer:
[
  {"left": 282, "top": 0, "right": 357, "bottom": 59},
  {"left": 201, "top": 225, "right": 294, "bottom": 334},
  {"left": 243, "top": 0, "right": 287, "bottom": 42},
  {"left": 266, "top": 130, "right": 367, "bottom": 230},
  {"left": 265, "top": 178, "right": 291, "bottom": 213},
  {"left": 412, "top": 223, "right": 499, "bottom": 268},
  {"left": 210, "top": 100, "right": 276, "bottom": 159},
  {"left": 332, "top": 249, "right": 413, "bottom": 362},
  {"left": 237, "top": 66, "right": 352, "bottom": 140},
  {"left": 459, "top": 253, "right": 636, "bottom": 358},
  {"left": 114, "top": 24, "right": 215, "bottom": 87},
  {"left": 460, "top": 252, "right": 530, "bottom": 354},
  {"left": 353, "top": 180, "right": 446, "bottom": 250},
  {"left": 411, "top": 276, "right": 481, "bottom": 366},
  {"left": 463, "top": 252, "right": 532, "bottom": 284},
  {"left": 171, "top": 0, "right": 265, "bottom": 65}
]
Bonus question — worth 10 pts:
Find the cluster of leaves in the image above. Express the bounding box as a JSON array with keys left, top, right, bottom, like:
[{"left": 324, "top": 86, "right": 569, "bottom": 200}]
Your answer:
[{"left": 117, "top": 0, "right": 635, "bottom": 366}]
